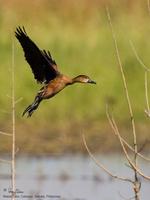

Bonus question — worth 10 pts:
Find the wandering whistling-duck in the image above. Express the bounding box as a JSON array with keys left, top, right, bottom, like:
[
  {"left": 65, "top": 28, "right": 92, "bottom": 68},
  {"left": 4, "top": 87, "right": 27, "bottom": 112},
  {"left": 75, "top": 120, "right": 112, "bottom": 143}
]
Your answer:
[{"left": 15, "top": 27, "right": 96, "bottom": 117}]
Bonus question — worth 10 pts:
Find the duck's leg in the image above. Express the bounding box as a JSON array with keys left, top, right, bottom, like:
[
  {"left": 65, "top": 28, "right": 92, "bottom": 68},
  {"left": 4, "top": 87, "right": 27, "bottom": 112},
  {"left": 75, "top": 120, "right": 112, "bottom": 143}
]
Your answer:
[{"left": 22, "top": 95, "right": 42, "bottom": 117}]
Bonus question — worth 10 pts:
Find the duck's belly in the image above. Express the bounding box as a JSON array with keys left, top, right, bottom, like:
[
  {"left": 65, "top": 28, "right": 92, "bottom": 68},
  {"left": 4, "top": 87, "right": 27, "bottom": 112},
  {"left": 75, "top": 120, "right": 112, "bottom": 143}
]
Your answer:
[{"left": 42, "top": 82, "right": 66, "bottom": 99}]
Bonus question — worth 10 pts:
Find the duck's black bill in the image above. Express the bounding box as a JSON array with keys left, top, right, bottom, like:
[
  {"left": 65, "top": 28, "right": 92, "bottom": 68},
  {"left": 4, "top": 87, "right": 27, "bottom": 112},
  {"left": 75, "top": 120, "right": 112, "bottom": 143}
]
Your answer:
[{"left": 88, "top": 80, "right": 96, "bottom": 84}]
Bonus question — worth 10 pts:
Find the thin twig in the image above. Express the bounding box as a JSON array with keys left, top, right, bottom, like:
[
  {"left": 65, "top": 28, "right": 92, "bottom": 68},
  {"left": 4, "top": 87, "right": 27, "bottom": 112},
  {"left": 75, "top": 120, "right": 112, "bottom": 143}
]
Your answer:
[
  {"left": 145, "top": 71, "right": 150, "bottom": 110},
  {"left": 106, "top": 108, "right": 150, "bottom": 180},
  {"left": 145, "top": 109, "right": 150, "bottom": 117},
  {"left": 15, "top": 97, "right": 23, "bottom": 105},
  {"left": 15, "top": 147, "right": 19, "bottom": 155},
  {"left": 144, "top": 71, "right": 150, "bottom": 116},
  {"left": 11, "top": 38, "right": 16, "bottom": 200},
  {"left": 138, "top": 140, "right": 149, "bottom": 153},
  {"left": 0, "top": 131, "right": 12, "bottom": 136},
  {"left": 0, "top": 159, "right": 11, "bottom": 164},
  {"left": 119, "top": 135, "right": 150, "bottom": 162},
  {"left": 130, "top": 41, "right": 150, "bottom": 117},
  {"left": 130, "top": 41, "right": 150, "bottom": 72},
  {"left": 106, "top": 107, "right": 134, "bottom": 169},
  {"left": 105, "top": 105, "right": 150, "bottom": 162},
  {"left": 82, "top": 134, "right": 133, "bottom": 183},
  {"left": 106, "top": 8, "right": 138, "bottom": 163},
  {"left": 6, "top": 94, "right": 13, "bottom": 99},
  {"left": 106, "top": 8, "right": 141, "bottom": 199},
  {"left": 106, "top": 106, "right": 150, "bottom": 162}
]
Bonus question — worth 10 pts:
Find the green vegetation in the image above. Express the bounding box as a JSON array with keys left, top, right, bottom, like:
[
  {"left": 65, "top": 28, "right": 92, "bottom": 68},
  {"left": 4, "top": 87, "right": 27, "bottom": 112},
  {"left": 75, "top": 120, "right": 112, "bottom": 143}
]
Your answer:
[{"left": 0, "top": 0, "right": 150, "bottom": 154}]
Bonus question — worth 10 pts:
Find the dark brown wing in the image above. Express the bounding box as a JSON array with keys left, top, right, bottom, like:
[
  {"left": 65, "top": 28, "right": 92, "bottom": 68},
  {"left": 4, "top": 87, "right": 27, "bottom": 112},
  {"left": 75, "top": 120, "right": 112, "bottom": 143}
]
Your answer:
[
  {"left": 15, "top": 26, "right": 59, "bottom": 83},
  {"left": 42, "top": 50, "right": 58, "bottom": 71}
]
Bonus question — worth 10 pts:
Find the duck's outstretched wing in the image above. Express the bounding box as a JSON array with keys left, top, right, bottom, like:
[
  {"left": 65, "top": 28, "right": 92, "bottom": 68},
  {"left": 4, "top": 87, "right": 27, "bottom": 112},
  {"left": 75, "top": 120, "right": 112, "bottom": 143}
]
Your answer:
[
  {"left": 15, "top": 26, "right": 59, "bottom": 83},
  {"left": 42, "top": 49, "right": 58, "bottom": 71}
]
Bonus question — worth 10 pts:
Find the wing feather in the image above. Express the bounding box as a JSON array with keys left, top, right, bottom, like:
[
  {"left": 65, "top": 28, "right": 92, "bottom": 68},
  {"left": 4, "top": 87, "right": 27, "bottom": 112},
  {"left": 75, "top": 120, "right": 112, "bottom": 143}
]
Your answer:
[
  {"left": 42, "top": 49, "right": 58, "bottom": 71},
  {"left": 15, "top": 26, "right": 59, "bottom": 83}
]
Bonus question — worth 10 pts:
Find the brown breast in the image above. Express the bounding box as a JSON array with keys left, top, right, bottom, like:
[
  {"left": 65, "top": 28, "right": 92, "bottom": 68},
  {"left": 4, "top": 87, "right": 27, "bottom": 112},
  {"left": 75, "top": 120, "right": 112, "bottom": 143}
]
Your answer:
[{"left": 42, "top": 74, "right": 72, "bottom": 99}]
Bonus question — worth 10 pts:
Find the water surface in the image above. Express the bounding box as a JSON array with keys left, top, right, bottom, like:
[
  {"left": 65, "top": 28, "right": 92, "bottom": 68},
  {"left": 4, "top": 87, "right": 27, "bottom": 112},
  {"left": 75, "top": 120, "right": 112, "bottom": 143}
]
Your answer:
[{"left": 0, "top": 154, "right": 149, "bottom": 200}]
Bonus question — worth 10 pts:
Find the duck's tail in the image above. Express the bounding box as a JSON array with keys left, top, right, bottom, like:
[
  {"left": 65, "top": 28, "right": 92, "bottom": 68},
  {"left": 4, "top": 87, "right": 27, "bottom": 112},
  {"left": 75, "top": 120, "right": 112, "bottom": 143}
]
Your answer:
[{"left": 22, "top": 95, "right": 42, "bottom": 117}]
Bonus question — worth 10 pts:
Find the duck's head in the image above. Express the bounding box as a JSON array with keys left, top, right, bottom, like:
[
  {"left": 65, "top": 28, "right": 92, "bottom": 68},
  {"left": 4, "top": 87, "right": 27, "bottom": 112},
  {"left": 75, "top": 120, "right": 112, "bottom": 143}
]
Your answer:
[{"left": 72, "top": 75, "right": 96, "bottom": 84}]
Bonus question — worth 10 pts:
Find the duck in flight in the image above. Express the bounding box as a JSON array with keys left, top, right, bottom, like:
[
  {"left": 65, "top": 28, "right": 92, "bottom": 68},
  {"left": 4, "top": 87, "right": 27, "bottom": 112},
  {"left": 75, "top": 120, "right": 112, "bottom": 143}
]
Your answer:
[{"left": 15, "top": 27, "right": 96, "bottom": 117}]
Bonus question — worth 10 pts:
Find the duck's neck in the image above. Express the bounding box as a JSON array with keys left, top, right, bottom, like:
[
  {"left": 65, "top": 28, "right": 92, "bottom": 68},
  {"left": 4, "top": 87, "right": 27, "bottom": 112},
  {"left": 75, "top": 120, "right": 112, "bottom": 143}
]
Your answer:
[
  {"left": 72, "top": 76, "right": 82, "bottom": 84},
  {"left": 63, "top": 75, "right": 85, "bottom": 85}
]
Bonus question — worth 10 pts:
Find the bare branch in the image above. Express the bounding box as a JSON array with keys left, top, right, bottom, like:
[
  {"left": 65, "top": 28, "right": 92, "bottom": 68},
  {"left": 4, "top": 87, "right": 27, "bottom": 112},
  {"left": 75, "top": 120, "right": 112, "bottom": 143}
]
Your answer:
[
  {"left": 130, "top": 41, "right": 150, "bottom": 72},
  {"left": 138, "top": 140, "right": 149, "bottom": 153},
  {"left": 106, "top": 8, "right": 137, "bottom": 157},
  {"left": 82, "top": 134, "right": 133, "bottom": 183},
  {"left": 11, "top": 37, "right": 16, "bottom": 200},
  {"left": 145, "top": 109, "right": 150, "bottom": 117},
  {"left": 15, "top": 97, "right": 23, "bottom": 105},
  {"left": 106, "top": 105, "right": 150, "bottom": 162},
  {"left": 119, "top": 135, "right": 150, "bottom": 162},
  {"left": 125, "top": 140, "right": 150, "bottom": 162},
  {"left": 106, "top": 108, "right": 150, "bottom": 180},
  {"left": 144, "top": 71, "right": 150, "bottom": 116},
  {"left": 0, "top": 158, "right": 11, "bottom": 164},
  {"left": 130, "top": 41, "right": 150, "bottom": 118},
  {"left": 0, "top": 131, "right": 12, "bottom": 136},
  {"left": 145, "top": 71, "right": 150, "bottom": 109},
  {"left": 15, "top": 147, "right": 19, "bottom": 155},
  {"left": 106, "top": 107, "right": 133, "bottom": 168},
  {"left": 6, "top": 94, "right": 13, "bottom": 99}
]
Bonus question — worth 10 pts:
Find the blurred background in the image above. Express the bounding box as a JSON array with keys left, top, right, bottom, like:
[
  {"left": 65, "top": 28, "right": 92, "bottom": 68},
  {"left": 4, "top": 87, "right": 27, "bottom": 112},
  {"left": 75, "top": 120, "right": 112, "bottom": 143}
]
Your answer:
[
  {"left": 0, "top": 0, "right": 150, "bottom": 200},
  {"left": 0, "top": 0, "right": 150, "bottom": 154}
]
